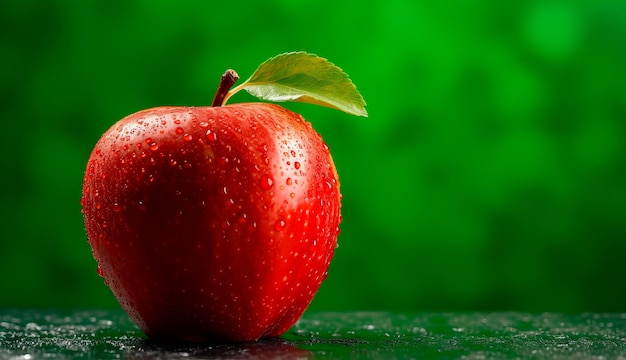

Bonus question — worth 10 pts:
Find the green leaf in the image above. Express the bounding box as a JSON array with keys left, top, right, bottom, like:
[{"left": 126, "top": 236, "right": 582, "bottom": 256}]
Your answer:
[{"left": 232, "top": 52, "right": 368, "bottom": 117}]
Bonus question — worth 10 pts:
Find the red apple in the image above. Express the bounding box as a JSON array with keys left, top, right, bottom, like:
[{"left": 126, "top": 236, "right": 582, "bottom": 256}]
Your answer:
[{"left": 81, "top": 52, "right": 366, "bottom": 343}]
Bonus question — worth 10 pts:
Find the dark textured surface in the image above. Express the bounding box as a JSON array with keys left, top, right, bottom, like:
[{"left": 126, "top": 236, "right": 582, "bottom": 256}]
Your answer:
[{"left": 1, "top": 309, "right": 625, "bottom": 359}]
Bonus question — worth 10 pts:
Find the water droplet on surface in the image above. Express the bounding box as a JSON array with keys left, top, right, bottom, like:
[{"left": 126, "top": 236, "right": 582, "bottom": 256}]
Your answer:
[
  {"left": 260, "top": 175, "right": 274, "bottom": 190},
  {"left": 97, "top": 266, "right": 104, "bottom": 277},
  {"left": 274, "top": 219, "right": 286, "bottom": 231},
  {"left": 206, "top": 130, "right": 217, "bottom": 142},
  {"left": 183, "top": 133, "right": 193, "bottom": 141},
  {"left": 149, "top": 142, "right": 158, "bottom": 151},
  {"left": 286, "top": 177, "right": 293, "bottom": 185},
  {"left": 290, "top": 150, "right": 296, "bottom": 157},
  {"left": 112, "top": 203, "right": 122, "bottom": 212},
  {"left": 294, "top": 161, "right": 301, "bottom": 169},
  {"left": 176, "top": 127, "right": 184, "bottom": 135},
  {"left": 290, "top": 192, "right": 296, "bottom": 198}
]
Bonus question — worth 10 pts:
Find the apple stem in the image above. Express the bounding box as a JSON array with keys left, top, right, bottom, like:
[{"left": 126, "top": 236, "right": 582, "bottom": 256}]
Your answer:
[{"left": 211, "top": 69, "right": 240, "bottom": 107}]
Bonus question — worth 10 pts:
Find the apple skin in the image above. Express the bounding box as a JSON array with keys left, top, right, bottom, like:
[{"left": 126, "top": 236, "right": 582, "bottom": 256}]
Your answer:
[{"left": 81, "top": 103, "right": 341, "bottom": 342}]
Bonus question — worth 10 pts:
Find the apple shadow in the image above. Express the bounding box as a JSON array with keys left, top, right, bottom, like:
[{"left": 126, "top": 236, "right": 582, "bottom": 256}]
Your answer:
[{"left": 125, "top": 337, "right": 313, "bottom": 359}]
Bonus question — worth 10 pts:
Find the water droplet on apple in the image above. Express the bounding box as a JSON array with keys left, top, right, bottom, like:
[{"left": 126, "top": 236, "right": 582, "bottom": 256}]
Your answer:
[
  {"left": 97, "top": 266, "right": 104, "bottom": 277},
  {"left": 183, "top": 133, "right": 193, "bottom": 142},
  {"left": 206, "top": 130, "right": 217, "bottom": 142},
  {"left": 112, "top": 203, "right": 122, "bottom": 212},
  {"left": 176, "top": 127, "right": 184, "bottom": 135},
  {"left": 260, "top": 175, "right": 273, "bottom": 190},
  {"left": 238, "top": 213, "right": 247, "bottom": 223},
  {"left": 286, "top": 177, "right": 292, "bottom": 186},
  {"left": 149, "top": 142, "right": 158, "bottom": 151},
  {"left": 274, "top": 219, "right": 286, "bottom": 231},
  {"left": 294, "top": 161, "right": 301, "bottom": 170}
]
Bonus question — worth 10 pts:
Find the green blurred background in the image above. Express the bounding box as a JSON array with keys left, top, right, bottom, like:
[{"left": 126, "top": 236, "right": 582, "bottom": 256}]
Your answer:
[{"left": 1, "top": 0, "right": 625, "bottom": 313}]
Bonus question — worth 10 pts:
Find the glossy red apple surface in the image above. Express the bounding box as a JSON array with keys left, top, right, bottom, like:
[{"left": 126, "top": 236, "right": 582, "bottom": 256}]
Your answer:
[{"left": 81, "top": 103, "right": 341, "bottom": 342}]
